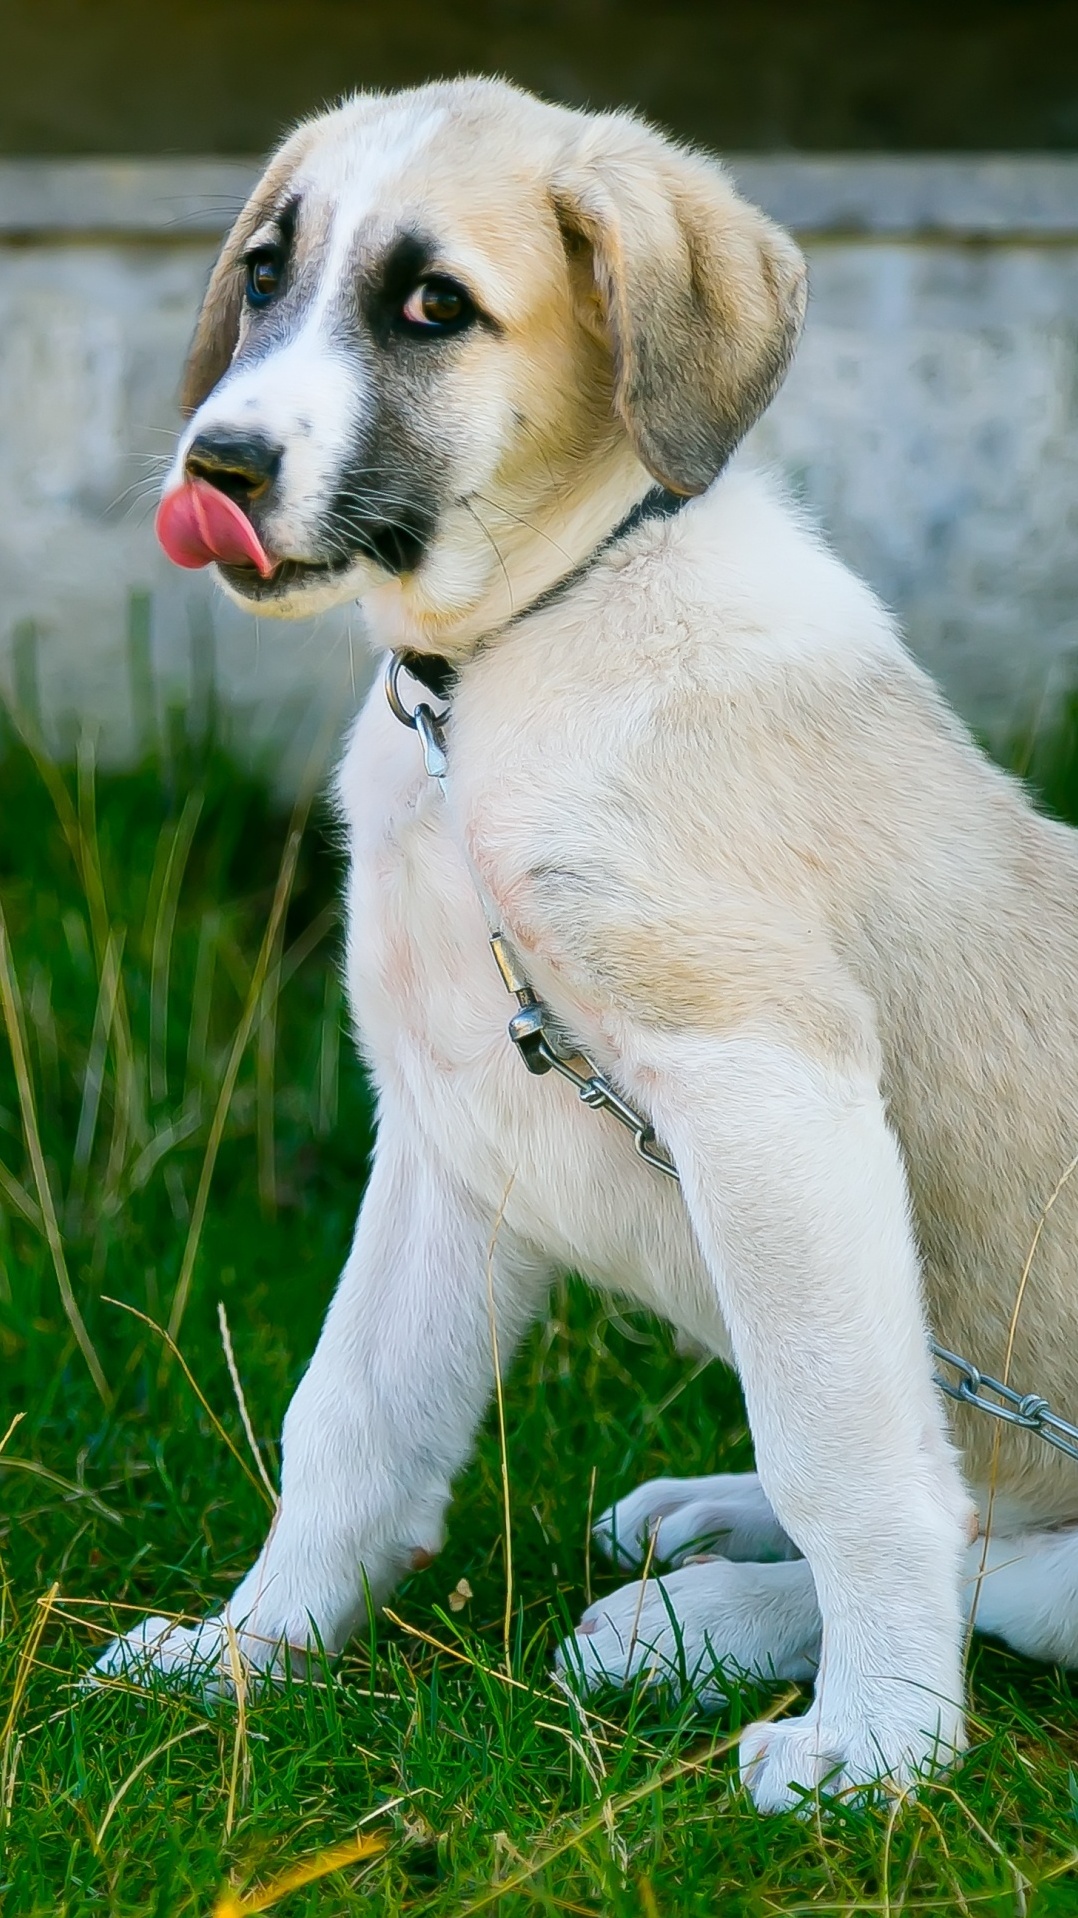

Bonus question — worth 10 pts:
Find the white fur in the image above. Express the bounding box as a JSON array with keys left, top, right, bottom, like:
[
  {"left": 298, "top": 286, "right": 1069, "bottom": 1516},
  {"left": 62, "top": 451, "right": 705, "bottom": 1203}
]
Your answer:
[
  {"left": 96, "top": 475, "right": 974, "bottom": 1807},
  {"left": 94, "top": 82, "right": 1078, "bottom": 1816},
  {"left": 592, "top": 1472, "right": 798, "bottom": 1569}
]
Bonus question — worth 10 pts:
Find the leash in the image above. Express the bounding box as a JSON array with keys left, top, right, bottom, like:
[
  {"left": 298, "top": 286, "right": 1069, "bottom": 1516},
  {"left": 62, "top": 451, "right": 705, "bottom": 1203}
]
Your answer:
[{"left": 383, "top": 550, "right": 1078, "bottom": 1469}]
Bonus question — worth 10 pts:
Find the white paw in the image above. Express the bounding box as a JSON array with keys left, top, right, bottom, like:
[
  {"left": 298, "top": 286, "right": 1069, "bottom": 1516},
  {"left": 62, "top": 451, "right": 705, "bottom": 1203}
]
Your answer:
[
  {"left": 740, "top": 1698, "right": 963, "bottom": 1813},
  {"left": 556, "top": 1557, "right": 819, "bottom": 1702},
  {"left": 593, "top": 1473, "right": 795, "bottom": 1571},
  {"left": 89, "top": 1612, "right": 297, "bottom": 1696}
]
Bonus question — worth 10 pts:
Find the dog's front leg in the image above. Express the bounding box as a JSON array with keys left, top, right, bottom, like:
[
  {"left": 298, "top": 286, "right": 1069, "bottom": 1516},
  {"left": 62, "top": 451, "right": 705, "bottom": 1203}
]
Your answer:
[
  {"left": 616, "top": 1030, "right": 969, "bottom": 1809},
  {"left": 94, "top": 1118, "right": 547, "bottom": 1689}
]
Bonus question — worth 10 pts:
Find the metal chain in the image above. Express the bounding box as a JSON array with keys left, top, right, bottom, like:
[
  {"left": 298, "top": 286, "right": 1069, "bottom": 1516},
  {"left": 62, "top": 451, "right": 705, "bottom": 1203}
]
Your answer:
[
  {"left": 930, "top": 1346, "right": 1078, "bottom": 1462},
  {"left": 387, "top": 649, "right": 1078, "bottom": 1465}
]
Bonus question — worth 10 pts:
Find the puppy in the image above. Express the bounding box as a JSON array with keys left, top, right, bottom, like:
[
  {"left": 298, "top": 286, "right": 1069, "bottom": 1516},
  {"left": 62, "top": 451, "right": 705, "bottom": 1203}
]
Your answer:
[{"left": 96, "top": 77, "right": 1078, "bottom": 1813}]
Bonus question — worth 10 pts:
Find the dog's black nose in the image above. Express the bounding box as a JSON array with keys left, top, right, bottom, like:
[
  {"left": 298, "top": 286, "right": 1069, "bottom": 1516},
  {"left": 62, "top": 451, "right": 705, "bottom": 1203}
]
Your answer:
[{"left": 185, "top": 431, "right": 281, "bottom": 504}]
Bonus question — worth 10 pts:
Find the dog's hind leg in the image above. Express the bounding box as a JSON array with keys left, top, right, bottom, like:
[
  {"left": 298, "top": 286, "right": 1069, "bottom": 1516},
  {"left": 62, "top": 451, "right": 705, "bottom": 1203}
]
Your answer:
[
  {"left": 557, "top": 1555, "right": 821, "bottom": 1702},
  {"left": 560, "top": 1520, "right": 1078, "bottom": 1709},
  {"left": 966, "top": 1525, "right": 1078, "bottom": 1665},
  {"left": 590, "top": 1494, "right": 1078, "bottom": 1671}
]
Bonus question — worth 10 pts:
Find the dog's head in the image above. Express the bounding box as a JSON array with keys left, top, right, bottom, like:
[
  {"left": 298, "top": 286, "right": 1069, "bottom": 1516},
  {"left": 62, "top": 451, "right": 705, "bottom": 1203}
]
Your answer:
[{"left": 163, "top": 79, "right": 806, "bottom": 642}]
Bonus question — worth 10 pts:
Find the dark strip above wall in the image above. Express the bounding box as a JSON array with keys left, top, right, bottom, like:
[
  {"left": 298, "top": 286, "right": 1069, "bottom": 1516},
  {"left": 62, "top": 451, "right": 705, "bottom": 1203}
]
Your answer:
[{"left": 3, "top": 0, "right": 1078, "bottom": 158}]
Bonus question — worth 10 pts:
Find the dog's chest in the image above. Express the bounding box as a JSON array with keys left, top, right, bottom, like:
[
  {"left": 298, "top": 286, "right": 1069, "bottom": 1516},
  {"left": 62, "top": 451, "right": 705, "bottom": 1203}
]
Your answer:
[{"left": 337, "top": 699, "right": 725, "bottom": 1345}]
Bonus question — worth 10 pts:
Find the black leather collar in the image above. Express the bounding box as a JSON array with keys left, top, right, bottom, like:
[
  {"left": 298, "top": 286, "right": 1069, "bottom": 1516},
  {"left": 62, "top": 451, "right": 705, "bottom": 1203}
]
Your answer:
[
  {"left": 393, "top": 649, "right": 458, "bottom": 704},
  {"left": 397, "top": 485, "right": 690, "bottom": 702}
]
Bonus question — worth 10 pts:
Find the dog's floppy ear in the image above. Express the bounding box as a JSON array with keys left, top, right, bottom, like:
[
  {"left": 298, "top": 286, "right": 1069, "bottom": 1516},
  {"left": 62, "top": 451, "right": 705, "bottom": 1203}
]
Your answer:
[
  {"left": 551, "top": 122, "right": 807, "bottom": 495},
  {"left": 179, "top": 223, "right": 250, "bottom": 416},
  {"left": 179, "top": 131, "right": 314, "bottom": 418}
]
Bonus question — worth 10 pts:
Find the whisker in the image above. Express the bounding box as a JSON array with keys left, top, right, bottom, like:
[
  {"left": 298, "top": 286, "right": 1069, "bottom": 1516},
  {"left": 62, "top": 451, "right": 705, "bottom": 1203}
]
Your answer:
[
  {"left": 512, "top": 412, "right": 569, "bottom": 506},
  {"left": 469, "top": 493, "right": 574, "bottom": 565},
  {"left": 462, "top": 500, "right": 514, "bottom": 615},
  {"left": 105, "top": 476, "right": 171, "bottom": 518}
]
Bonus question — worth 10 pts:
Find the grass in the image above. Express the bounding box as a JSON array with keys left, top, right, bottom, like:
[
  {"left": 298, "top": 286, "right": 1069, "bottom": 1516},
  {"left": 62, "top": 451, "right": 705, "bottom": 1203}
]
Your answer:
[{"left": 4, "top": 695, "right": 1078, "bottom": 1915}]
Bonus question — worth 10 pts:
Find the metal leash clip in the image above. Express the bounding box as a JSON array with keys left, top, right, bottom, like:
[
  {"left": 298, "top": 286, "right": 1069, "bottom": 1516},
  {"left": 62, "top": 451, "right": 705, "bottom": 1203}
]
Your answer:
[{"left": 384, "top": 651, "right": 448, "bottom": 780}]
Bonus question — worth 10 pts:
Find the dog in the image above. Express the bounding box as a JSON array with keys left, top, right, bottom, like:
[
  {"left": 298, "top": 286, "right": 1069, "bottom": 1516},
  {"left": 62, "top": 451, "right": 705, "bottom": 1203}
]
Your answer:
[{"left": 95, "top": 76, "right": 1078, "bottom": 1813}]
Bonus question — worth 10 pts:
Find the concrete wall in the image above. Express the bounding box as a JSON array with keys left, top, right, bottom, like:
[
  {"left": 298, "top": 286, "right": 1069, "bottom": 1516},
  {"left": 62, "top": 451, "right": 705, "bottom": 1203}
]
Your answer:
[{"left": 2, "top": 156, "right": 1078, "bottom": 773}]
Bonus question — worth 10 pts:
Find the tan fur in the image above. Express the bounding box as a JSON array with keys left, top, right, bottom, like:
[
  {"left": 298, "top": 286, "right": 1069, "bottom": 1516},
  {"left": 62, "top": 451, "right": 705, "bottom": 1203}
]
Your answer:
[{"left": 551, "top": 124, "right": 807, "bottom": 494}]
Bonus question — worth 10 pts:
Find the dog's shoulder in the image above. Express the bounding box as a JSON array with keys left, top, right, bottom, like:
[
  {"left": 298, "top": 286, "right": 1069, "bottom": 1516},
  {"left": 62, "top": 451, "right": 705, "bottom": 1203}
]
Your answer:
[{"left": 452, "top": 464, "right": 929, "bottom": 823}]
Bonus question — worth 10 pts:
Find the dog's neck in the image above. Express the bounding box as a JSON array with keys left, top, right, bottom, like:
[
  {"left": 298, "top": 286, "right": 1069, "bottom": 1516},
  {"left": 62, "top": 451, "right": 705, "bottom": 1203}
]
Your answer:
[
  {"left": 396, "top": 483, "right": 690, "bottom": 701},
  {"left": 358, "top": 446, "right": 679, "bottom": 667}
]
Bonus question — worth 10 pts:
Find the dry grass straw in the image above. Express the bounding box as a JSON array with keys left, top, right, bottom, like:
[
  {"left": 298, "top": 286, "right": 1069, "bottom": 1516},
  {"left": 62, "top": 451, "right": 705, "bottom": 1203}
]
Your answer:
[
  {"left": 212, "top": 1829, "right": 388, "bottom": 1916},
  {"left": 166, "top": 806, "right": 308, "bottom": 1348},
  {"left": 382, "top": 1607, "right": 663, "bottom": 1760},
  {"left": 222, "top": 1614, "right": 251, "bottom": 1840},
  {"left": 626, "top": 1523, "right": 660, "bottom": 1673},
  {"left": 1, "top": 1582, "right": 58, "bottom": 1826},
  {"left": 94, "top": 1723, "right": 212, "bottom": 1849},
  {"left": 0, "top": 900, "right": 109, "bottom": 1402},
  {"left": 452, "top": 1690, "right": 798, "bottom": 1916},
  {"left": 217, "top": 1299, "right": 279, "bottom": 1506},
  {"left": 485, "top": 1174, "right": 517, "bottom": 1668},
  {"left": 105, "top": 1297, "right": 276, "bottom": 1511}
]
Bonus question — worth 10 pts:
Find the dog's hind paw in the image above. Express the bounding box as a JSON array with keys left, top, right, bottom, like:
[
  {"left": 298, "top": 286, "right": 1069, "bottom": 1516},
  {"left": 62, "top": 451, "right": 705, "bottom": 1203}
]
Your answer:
[
  {"left": 593, "top": 1472, "right": 796, "bottom": 1571},
  {"left": 555, "top": 1556, "right": 819, "bottom": 1704}
]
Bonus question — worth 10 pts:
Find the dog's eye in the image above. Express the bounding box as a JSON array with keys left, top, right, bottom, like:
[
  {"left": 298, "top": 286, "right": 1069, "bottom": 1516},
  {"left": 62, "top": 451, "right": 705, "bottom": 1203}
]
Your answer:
[
  {"left": 245, "top": 250, "right": 283, "bottom": 307},
  {"left": 400, "top": 278, "right": 475, "bottom": 333}
]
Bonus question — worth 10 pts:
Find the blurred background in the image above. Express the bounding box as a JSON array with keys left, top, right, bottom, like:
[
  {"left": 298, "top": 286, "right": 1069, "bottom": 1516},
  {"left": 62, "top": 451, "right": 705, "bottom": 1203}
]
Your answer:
[{"left": 4, "top": 0, "right": 1078, "bottom": 777}]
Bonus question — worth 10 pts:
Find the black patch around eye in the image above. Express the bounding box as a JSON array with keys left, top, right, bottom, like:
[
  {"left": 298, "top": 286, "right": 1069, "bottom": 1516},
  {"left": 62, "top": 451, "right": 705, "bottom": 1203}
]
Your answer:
[
  {"left": 375, "top": 233, "right": 437, "bottom": 311},
  {"left": 362, "top": 230, "right": 499, "bottom": 344}
]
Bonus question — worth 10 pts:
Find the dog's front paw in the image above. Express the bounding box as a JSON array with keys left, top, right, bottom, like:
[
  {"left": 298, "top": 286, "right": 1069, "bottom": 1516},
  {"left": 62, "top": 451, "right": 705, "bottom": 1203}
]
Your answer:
[
  {"left": 91, "top": 1616, "right": 235, "bottom": 1695},
  {"left": 593, "top": 1473, "right": 794, "bottom": 1571},
  {"left": 90, "top": 1612, "right": 298, "bottom": 1696},
  {"left": 556, "top": 1558, "right": 819, "bottom": 1703},
  {"left": 739, "top": 1697, "right": 964, "bottom": 1813}
]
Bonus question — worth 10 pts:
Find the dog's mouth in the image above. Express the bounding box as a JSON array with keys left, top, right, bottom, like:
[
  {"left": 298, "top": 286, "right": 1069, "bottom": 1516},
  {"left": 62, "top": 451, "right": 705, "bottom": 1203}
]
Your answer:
[
  {"left": 156, "top": 479, "right": 428, "bottom": 596},
  {"left": 215, "top": 551, "right": 358, "bottom": 601}
]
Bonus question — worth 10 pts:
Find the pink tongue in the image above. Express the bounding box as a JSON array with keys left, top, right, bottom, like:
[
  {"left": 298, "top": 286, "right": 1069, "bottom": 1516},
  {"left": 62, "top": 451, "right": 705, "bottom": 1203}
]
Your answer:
[{"left": 155, "top": 480, "right": 276, "bottom": 577}]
